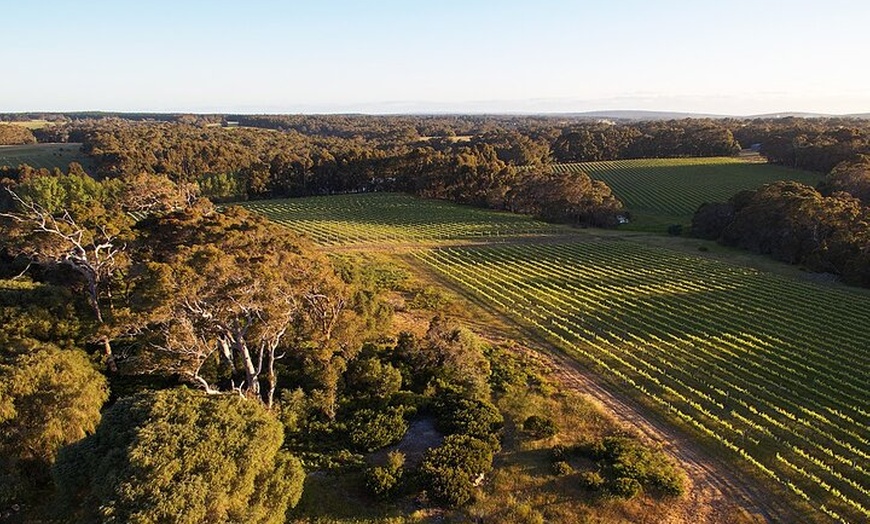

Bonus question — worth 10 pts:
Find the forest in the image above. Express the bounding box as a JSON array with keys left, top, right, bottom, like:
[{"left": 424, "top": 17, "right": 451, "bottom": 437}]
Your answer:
[{"left": 1, "top": 113, "right": 868, "bottom": 522}]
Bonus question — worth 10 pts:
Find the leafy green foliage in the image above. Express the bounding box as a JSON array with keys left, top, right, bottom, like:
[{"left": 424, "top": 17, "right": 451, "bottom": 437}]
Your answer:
[
  {"left": 599, "top": 437, "right": 686, "bottom": 497},
  {"left": 522, "top": 415, "right": 558, "bottom": 440},
  {"left": 347, "top": 407, "right": 408, "bottom": 452},
  {"left": 609, "top": 477, "right": 643, "bottom": 499},
  {"left": 344, "top": 356, "right": 402, "bottom": 403},
  {"left": 419, "top": 434, "right": 494, "bottom": 507},
  {"left": 363, "top": 451, "right": 405, "bottom": 500},
  {"left": 0, "top": 279, "right": 84, "bottom": 348},
  {"left": 53, "top": 388, "right": 304, "bottom": 524},
  {"left": 485, "top": 344, "right": 547, "bottom": 393},
  {"left": 552, "top": 461, "right": 573, "bottom": 476},
  {"left": 435, "top": 396, "right": 503, "bottom": 451},
  {"left": 578, "top": 470, "right": 605, "bottom": 491},
  {"left": 0, "top": 344, "right": 107, "bottom": 503}
]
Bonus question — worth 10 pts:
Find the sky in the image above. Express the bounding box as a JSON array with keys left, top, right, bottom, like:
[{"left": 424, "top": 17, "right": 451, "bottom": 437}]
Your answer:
[{"left": 2, "top": 0, "right": 869, "bottom": 115}]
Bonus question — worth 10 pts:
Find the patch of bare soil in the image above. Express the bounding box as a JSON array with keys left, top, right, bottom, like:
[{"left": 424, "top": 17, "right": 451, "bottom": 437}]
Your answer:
[
  {"left": 536, "top": 348, "right": 795, "bottom": 524},
  {"left": 370, "top": 417, "right": 443, "bottom": 469}
]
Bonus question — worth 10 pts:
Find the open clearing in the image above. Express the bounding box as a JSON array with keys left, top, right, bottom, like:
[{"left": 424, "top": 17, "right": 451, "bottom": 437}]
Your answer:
[
  {"left": 249, "top": 192, "right": 869, "bottom": 523},
  {"left": 0, "top": 142, "right": 93, "bottom": 172}
]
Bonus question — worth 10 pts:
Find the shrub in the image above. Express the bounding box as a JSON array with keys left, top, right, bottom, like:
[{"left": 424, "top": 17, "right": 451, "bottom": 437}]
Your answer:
[
  {"left": 522, "top": 415, "right": 558, "bottom": 439},
  {"left": 53, "top": 388, "right": 304, "bottom": 524},
  {"left": 347, "top": 407, "right": 408, "bottom": 452},
  {"left": 579, "top": 470, "right": 606, "bottom": 491},
  {"left": 364, "top": 452, "right": 405, "bottom": 500},
  {"left": 419, "top": 434, "right": 493, "bottom": 507},
  {"left": 552, "top": 460, "right": 573, "bottom": 476},
  {"left": 436, "top": 396, "right": 503, "bottom": 450},
  {"left": 0, "top": 344, "right": 108, "bottom": 503},
  {"left": 344, "top": 357, "right": 402, "bottom": 401},
  {"left": 609, "top": 477, "right": 642, "bottom": 499},
  {"left": 607, "top": 438, "right": 686, "bottom": 496}
]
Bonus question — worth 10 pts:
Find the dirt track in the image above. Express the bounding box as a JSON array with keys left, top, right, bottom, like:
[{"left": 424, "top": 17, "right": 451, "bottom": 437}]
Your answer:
[
  {"left": 535, "top": 347, "right": 798, "bottom": 523},
  {"left": 407, "top": 254, "right": 803, "bottom": 524}
]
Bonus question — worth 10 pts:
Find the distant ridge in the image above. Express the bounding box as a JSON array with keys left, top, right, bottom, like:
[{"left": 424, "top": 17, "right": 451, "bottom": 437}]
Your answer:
[
  {"left": 1, "top": 110, "right": 868, "bottom": 121},
  {"left": 746, "top": 112, "right": 836, "bottom": 119},
  {"left": 568, "top": 110, "right": 727, "bottom": 121},
  {"left": 568, "top": 110, "right": 870, "bottom": 121}
]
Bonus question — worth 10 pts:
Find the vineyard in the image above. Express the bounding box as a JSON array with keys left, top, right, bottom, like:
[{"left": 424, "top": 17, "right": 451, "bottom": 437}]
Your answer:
[
  {"left": 415, "top": 241, "right": 869, "bottom": 523},
  {"left": 241, "top": 193, "right": 567, "bottom": 246},
  {"left": 553, "top": 158, "right": 821, "bottom": 230},
  {"left": 246, "top": 191, "right": 869, "bottom": 523}
]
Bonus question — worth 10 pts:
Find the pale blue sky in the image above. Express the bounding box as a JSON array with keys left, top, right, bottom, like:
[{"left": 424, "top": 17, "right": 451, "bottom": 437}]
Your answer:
[{"left": 2, "top": 0, "right": 868, "bottom": 114}]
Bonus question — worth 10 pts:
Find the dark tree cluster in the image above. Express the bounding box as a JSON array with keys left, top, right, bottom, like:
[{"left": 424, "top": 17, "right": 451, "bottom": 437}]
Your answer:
[
  {"left": 551, "top": 119, "right": 740, "bottom": 162},
  {"left": 731, "top": 118, "right": 870, "bottom": 173},
  {"left": 692, "top": 172, "right": 870, "bottom": 286},
  {"left": 0, "top": 169, "right": 379, "bottom": 519},
  {"left": 8, "top": 119, "right": 624, "bottom": 227}
]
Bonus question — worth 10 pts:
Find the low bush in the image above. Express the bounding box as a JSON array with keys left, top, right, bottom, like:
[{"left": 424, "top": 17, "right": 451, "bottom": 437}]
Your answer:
[
  {"left": 364, "top": 451, "right": 405, "bottom": 500},
  {"left": 552, "top": 460, "right": 573, "bottom": 476},
  {"left": 522, "top": 415, "right": 558, "bottom": 439},
  {"left": 419, "top": 434, "right": 493, "bottom": 507},
  {"left": 579, "top": 470, "right": 606, "bottom": 491},
  {"left": 347, "top": 407, "right": 408, "bottom": 452},
  {"left": 609, "top": 477, "right": 642, "bottom": 499}
]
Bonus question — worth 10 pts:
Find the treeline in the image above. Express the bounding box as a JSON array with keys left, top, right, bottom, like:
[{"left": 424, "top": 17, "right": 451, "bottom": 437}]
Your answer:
[
  {"left": 732, "top": 117, "right": 870, "bottom": 173},
  {"left": 3, "top": 119, "right": 626, "bottom": 227},
  {"left": 692, "top": 156, "right": 870, "bottom": 286},
  {"left": 6, "top": 113, "right": 870, "bottom": 174}
]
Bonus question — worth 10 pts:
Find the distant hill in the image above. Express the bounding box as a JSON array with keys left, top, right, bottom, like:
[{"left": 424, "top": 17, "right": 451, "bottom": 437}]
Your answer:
[
  {"left": 568, "top": 110, "right": 727, "bottom": 121},
  {"left": 571, "top": 110, "right": 870, "bottom": 121}
]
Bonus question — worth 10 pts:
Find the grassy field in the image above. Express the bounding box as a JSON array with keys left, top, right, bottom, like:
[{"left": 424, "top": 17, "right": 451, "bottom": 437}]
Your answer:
[
  {"left": 553, "top": 158, "right": 822, "bottom": 231},
  {"left": 3, "top": 119, "right": 56, "bottom": 130},
  {"left": 247, "top": 192, "right": 868, "bottom": 523},
  {"left": 0, "top": 143, "right": 94, "bottom": 171}
]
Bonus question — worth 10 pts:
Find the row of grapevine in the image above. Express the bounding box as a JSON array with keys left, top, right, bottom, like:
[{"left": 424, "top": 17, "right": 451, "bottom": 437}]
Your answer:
[
  {"left": 415, "top": 240, "right": 869, "bottom": 523},
  {"left": 241, "top": 193, "right": 564, "bottom": 246},
  {"left": 552, "top": 157, "right": 821, "bottom": 222}
]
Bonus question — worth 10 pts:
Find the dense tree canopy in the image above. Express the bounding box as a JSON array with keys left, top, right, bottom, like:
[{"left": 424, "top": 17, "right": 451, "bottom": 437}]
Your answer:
[
  {"left": 0, "top": 342, "right": 108, "bottom": 504},
  {"left": 131, "top": 203, "right": 352, "bottom": 407},
  {"left": 692, "top": 180, "right": 870, "bottom": 286},
  {"left": 54, "top": 388, "right": 304, "bottom": 524},
  {"left": 0, "top": 124, "right": 36, "bottom": 145}
]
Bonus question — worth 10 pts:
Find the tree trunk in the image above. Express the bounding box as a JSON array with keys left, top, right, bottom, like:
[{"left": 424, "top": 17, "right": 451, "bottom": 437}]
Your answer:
[
  {"left": 236, "top": 339, "right": 260, "bottom": 398},
  {"left": 102, "top": 336, "right": 118, "bottom": 373},
  {"left": 86, "top": 275, "right": 117, "bottom": 373},
  {"left": 264, "top": 346, "right": 277, "bottom": 409}
]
